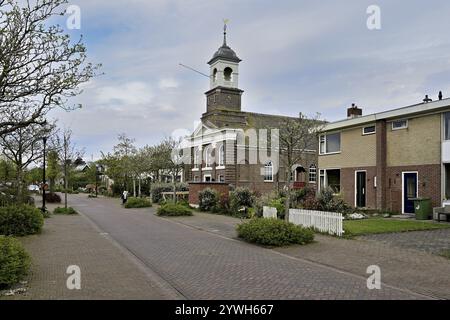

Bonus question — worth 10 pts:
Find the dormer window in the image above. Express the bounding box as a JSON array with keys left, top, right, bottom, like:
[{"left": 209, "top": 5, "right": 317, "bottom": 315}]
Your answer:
[{"left": 224, "top": 67, "right": 232, "bottom": 81}]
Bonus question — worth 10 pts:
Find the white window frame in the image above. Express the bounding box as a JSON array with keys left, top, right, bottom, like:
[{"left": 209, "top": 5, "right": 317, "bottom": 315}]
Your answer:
[
  {"left": 392, "top": 119, "right": 408, "bottom": 131},
  {"left": 319, "top": 168, "right": 341, "bottom": 195},
  {"left": 204, "top": 145, "right": 213, "bottom": 170},
  {"left": 362, "top": 125, "right": 376, "bottom": 135},
  {"left": 401, "top": 171, "right": 418, "bottom": 215},
  {"left": 192, "top": 147, "right": 200, "bottom": 171},
  {"left": 309, "top": 164, "right": 317, "bottom": 183},
  {"left": 217, "top": 144, "right": 225, "bottom": 169},
  {"left": 203, "top": 174, "right": 212, "bottom": 182},
  {"left": 319, "top": 132, "right": 341, "bottom": 155},
  {"left": 264, "top": 161, "right": 274, "bottom": 182}
]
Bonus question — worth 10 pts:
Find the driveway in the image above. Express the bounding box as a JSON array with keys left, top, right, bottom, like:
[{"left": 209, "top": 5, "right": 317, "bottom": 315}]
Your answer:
[{"left": 66, "top": 195, "right": 429, "bottom": 300}]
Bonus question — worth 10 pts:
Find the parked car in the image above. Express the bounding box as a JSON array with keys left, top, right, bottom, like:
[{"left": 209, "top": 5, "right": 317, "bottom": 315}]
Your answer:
[{"left": 28, "top": 184, "right": 40, "bottom": 192}]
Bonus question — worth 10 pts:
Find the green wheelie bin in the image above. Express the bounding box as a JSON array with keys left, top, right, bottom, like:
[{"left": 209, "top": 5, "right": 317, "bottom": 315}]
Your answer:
[{"left": 413, "top": 198, "right": 432, "bottom": 220}]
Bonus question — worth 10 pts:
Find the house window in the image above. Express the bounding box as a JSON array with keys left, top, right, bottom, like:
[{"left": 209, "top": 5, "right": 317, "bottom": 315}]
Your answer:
[
  {"left": 392, "top": 119, "right": 408, "bottom": 130},
  {"left": 204, "top": 145, "right": 213, "bottom": 168},
  {"left": 444, "top": 113, "right": 450, "bottom": 140},
  {"left": 218, "top": 175, "right": 225, "bottom": 182},
  {"left": 193, "top": 176, "right": 199, "bottom": 182},
  {"left": 218, "top": 144, "right": 225, "bottom": 167},
  {"left": 362, "top": 125, "right": 376, "bottom": 135},
  {"left": 319, "top": 133, "right": 341, "bottom": 154},
  {"left": 319, "top": 169, "right": 341, "bottom": 194},
  {"left": 204, "top": 174, "right": 212, "bottom": 182},
  {"left": 309, "top": 165, "right": 317, "bottom": 183},
  {"left": 264, "top": 161, "right": 273, "bottom": 182}
]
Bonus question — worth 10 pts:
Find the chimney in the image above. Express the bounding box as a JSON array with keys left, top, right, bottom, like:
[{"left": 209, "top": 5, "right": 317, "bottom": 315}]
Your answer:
[
  {"left": 347, "top": 103, "right": 363, "bottom": 119},
  {"left": 439, "top": 91, "right": 443, "bottom": 101}
]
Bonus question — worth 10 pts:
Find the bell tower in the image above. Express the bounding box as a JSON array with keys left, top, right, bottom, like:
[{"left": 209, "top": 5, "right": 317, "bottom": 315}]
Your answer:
[{"left": 205, "top": 22, "right": 244, "bottom": 113}]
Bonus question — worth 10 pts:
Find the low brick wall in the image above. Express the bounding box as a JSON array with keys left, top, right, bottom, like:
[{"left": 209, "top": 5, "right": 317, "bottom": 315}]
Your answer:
[{"left": 188, "top": 182, "right": 230, "bottom": 206}]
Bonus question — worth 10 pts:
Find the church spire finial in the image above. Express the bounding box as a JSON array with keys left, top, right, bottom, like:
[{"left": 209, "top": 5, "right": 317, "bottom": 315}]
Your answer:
[{"left": 223, "top": 19, "right": 229, "bottom": 46}]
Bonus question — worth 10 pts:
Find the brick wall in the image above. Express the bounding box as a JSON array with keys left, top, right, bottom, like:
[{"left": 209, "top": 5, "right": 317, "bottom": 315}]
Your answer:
[
  {"left": 385, "top": 164, "right": 441, "bottom": 213},
  {"left": 340, "top": 167, "right": 377, "bottom": 209},
  {"left": 188, "top": 182, "right": 230, "bottom": 205}
]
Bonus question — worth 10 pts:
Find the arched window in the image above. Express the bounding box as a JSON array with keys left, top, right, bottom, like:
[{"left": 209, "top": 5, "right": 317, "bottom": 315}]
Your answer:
[
  {"left": 204, "top": 145, "right": 213, "bottom": 168},
  {"left": 212, "top": 68, "right": 218, "bottom": 82},
  {"left": 224, "top": 67, "right": 233, "bottom": 81},
  {"left": 264, "top": 161, "right": 273, "bottom": 182},
  {"left": 218, "top": 144, "right": 225, "bottom": 167},
  {"left": 309, "top": 164, "right": 317, "bottom": 183}
]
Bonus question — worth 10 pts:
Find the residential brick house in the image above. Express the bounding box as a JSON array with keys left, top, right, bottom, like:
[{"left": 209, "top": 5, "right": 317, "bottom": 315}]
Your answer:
[
  {"left": 184, "top": 27, "right": 317, "bottom": 199},
  {"left": 318, "top": 98, "right": 450, "bottom": 214}
]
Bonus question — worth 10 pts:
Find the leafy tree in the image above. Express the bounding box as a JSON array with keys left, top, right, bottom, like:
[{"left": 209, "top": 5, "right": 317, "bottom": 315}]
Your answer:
[
  {"left": 0, "top": 0, "right": 101, "bottom": 136},
  {"left": 46, "top": 150, "right": 59, "bottom": 193},
  {"left": 0, "top": 122, "right": 55, "bottom": 202}
]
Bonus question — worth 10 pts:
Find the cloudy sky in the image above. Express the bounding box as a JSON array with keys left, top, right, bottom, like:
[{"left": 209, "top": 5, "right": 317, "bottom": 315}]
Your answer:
[{"left": 48, "top": 0, "right": 450, "bottom": 159}]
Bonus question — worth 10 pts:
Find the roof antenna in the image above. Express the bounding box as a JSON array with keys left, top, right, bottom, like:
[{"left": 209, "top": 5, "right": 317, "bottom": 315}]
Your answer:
[
  {"left": 423, "top": 95, "right": 432, "bottom": 103},
  {"left": 439, "top": 91, "right": 443, "bottom": 100}
]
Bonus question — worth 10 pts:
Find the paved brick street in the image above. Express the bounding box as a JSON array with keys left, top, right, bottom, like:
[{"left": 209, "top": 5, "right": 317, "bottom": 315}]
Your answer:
[
  {"left": 3, "top": 200, "right": 179, "bottom": 300},
  {"left": 172, "top": 211, "right": 450, "bottom": 299},
  {"left": 58, "top": 194, "right": 430, "bottom": 300}
]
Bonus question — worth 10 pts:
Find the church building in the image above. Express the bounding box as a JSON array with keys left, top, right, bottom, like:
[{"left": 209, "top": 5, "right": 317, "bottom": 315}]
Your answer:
[{"left": 185, "top": 26, "right": 317, "bottom": 200}]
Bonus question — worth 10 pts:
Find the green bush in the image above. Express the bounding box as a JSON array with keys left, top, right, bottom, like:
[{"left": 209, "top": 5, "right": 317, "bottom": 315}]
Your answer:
[
  {"left": 124, "top": 197, "right": 152, "bottom": 209},
  {"left": 157, "top": 203, "right": 193, "bottom": 217},
  {"left": 0, "top": 205, "right": 44, "bottom": 236},
  {"left": 230, "top": 187, "right": 254, "bottom": 210},
  {"left": 151, "top": 183, "right": 189, "bottom": 204},
  {"left": 237, "top": 218, "right": 314, "bottom": 247},
  {"left": 268, "top": 198, "right": 286, "bottom": 219},
  {"left": 199, "top": 188, "right": 219, "bottom": 212},
  {"left": 53, "top": 207, "right": 78, "bottom": 215},
  {"left": 0, "top": 236, "right": 30, "bottom": 289}
]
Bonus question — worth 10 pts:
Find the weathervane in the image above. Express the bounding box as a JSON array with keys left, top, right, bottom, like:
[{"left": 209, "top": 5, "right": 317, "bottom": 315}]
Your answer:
[{"left": 223, "top": 19, "right": 229, "bottom": 46}]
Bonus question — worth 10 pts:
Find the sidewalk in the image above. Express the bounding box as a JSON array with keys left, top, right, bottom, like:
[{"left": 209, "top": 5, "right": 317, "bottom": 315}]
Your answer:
[
  {"left": 170, "top": 211, "right": 450, "bottom": 299},
  {"left": 2, "top": 198, "right": 180, "bottom": 300}
]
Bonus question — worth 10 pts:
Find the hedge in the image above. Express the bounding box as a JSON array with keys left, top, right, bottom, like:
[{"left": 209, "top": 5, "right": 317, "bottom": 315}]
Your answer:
[
  {"left": 0, "top": 236, "right": 30, "bottom": 289},
  {"left": 124, "top": 197, "right": 152, "bottom": 209},
  {"left": 53, "top": 207, "right": 78, "bottom": 215},
  {"left": 237, "top": 218, "right": 314, "bottom": 247},
  {"left": 44, "top": 192, "right": 61, "bottom": 203},
  {"left": 157, "top": 203, "right": 193, "bottom": 217},
  {"left": 198, "top": 188, "right": 218, "bottom": 212},
  {"left": 0, "top": 205, "right": 44, "bottom": 236}
]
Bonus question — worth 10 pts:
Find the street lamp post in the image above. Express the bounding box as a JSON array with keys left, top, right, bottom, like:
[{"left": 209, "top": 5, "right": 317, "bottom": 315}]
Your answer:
[{"left": 42, "top": 137, "right": 47, "bottom": 214}]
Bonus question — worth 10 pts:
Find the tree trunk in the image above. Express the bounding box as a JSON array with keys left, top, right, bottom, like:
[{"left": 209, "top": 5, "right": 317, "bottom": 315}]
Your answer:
[
  {"left": 64, "top": 162, "right": 68, "bottom": 209},
  {"left": 133, "top": 178, "right": 136, "bottom": 197},
  {"left": 173, "top": 173, "right": 177, "bottom": 204},
  {"left": 284, "top": 168, "right": 292, "bottom": 221},
  {"left": 138, "top": 178, "right": 141, "bottom": 197}
]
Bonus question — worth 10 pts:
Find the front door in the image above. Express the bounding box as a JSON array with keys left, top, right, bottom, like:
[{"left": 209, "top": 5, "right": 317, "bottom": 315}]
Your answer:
[
  {"left": 403, "top": 172, "right": 418, "bottom": 214},
  {"left": 356, "top": 171, "right": 366, "bottom": 207}
]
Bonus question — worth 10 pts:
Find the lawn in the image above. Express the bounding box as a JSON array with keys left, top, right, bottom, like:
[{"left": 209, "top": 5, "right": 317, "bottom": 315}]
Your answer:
[{"left": 344, "top": 218, "right": 450, "bottom": 237}]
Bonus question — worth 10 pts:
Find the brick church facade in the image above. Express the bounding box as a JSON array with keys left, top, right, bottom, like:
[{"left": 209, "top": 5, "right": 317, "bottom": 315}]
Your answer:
[{"left": 184, "top": 27, "right": 318, "bottom": 197}]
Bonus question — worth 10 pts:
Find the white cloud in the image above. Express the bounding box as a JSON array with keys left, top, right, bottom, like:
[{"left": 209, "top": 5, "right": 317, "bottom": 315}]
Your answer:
[{"left": 158, "top": 78, "right": 179, "bottom": 89}]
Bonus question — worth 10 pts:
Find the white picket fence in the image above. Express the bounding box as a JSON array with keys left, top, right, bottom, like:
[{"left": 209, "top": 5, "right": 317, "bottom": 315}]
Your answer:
[{"left": 289, "top": 209, "right": 344, "bottom": 237}]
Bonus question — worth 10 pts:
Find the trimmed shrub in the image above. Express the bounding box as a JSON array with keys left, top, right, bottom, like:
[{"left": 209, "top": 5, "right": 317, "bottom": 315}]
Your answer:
[
  {"left": 237, "top": 218, "right": 314, "bottom": 247},
  {"left": 44, "top": 192, "right": 61, "bottom": 203},
  {"left": 151, "top": 183, "right": 189, "bottom": 204},
  {"left": 199, "top": 188, "right": 219, "bottom": 212},
  {"left": 268, "top": 198, "right": 286, "bottom": 219},
  {"left": 301, "top": 187, "right": 352, "bottom": 214},
  {"left": 157, "top": 203, "right": 193, "bottom": 217},
  {"left": 124, "top": 197, "right": 152, "bottom": 209},
  {"left": 0, "top": 236, "right": 30, "bottom": 289},
  {"left": 53, "top": 207, "right": 78, "bottom": 215},
  {"left": 230, "top": 187, "right": 254, "bottom": 217},
  {"left": 0, "top": 205, "right": 44, "bottom": 236}
]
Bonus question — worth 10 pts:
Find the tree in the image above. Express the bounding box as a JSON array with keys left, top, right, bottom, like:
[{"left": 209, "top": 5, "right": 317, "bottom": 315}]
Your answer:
[
  {"left": 276, "top": 113, "right": 324, "bottom": 221},
  {"left": 112, "top": 133, "right": 137, "bottom": 191},
  {"left": 46, "top": 150, "right": 59, "bottom": 193},
  {"left": 159, "top": 137, "right": 187, "bottom": 203},
  {"left": 0, "top": 121, "right": 55, "bottom": 202},
  {"left": 0, "top": 0, "right": 101, "bottom": 136},
  {"left": 53, "top": 128, "right": 84, "bottom": 208}
]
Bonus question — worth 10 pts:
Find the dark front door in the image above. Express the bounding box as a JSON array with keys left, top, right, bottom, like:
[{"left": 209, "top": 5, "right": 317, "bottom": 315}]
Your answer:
[
  {"left": 356, "top": 171, "right": 366, "bottom": 208},
  {"left": 403, "top": 173, "right": 418, "bottom": 214}
]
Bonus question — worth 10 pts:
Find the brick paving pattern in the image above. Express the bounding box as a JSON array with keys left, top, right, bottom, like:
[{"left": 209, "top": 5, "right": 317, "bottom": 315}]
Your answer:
[
  {"left": 3, "top": 199, "right": 179, "bottom": 300},
  {"left": 65, "top": 195, "right": 426, "bottom": 300}
]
